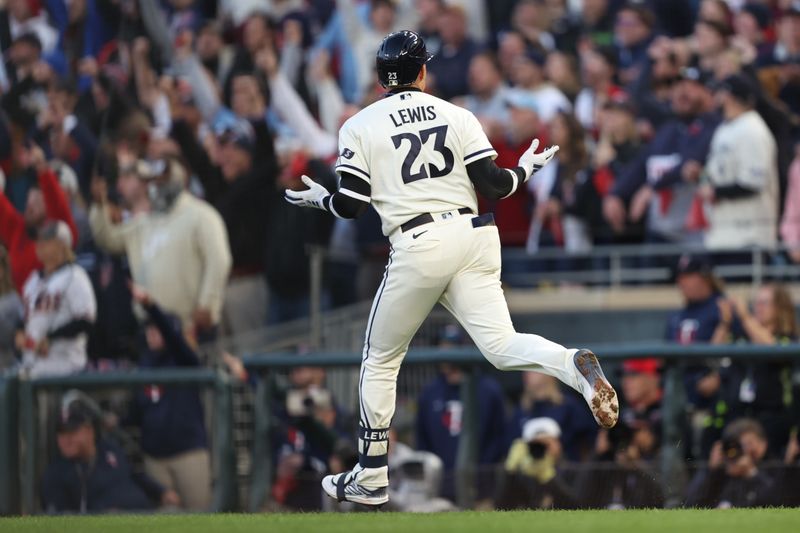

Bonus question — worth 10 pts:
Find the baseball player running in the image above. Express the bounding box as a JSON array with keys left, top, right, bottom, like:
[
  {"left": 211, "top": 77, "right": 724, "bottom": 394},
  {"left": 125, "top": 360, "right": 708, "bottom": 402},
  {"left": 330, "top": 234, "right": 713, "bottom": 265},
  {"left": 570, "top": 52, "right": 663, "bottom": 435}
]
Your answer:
[{"left": 285, "top": 30, "right": 618, "bottom": 506}]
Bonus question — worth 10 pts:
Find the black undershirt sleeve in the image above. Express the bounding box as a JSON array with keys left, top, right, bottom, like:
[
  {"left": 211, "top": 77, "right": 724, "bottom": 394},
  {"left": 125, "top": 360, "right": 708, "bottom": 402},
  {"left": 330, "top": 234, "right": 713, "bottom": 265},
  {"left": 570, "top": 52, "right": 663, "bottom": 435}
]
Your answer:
[
  {"left": 47, "top": 319, "right": 93, "bottom": 341},
  {"left": 713, "top": 183, "right": 759, "bottom": 200},
  {"left": 466, "top": 156, "right": 526, "bottom": 200},
  {"left": 323, "top": 172, "right": 371, "bottom": 219}
]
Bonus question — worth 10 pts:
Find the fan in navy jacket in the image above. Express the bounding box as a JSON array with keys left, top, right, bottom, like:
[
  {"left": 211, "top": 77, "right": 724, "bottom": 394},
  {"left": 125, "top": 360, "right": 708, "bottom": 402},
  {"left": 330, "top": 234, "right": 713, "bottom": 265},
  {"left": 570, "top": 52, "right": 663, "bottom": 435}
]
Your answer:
[
  {"left": 415, "top": 364, "right": 506, "bottom": 501},
  {"left": 41, "top": 402, "right": 170, "bottom": 514}
]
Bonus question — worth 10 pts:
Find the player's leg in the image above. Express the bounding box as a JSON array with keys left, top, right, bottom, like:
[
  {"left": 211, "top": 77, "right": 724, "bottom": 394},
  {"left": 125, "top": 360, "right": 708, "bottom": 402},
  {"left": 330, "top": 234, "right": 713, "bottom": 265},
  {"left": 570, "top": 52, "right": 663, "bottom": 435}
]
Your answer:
[
  {"left": 322, "top": 242, "right": 449, "bottom": 505},
  {"left": 439, "top": 226, "right": 618, "bottom": 428}
]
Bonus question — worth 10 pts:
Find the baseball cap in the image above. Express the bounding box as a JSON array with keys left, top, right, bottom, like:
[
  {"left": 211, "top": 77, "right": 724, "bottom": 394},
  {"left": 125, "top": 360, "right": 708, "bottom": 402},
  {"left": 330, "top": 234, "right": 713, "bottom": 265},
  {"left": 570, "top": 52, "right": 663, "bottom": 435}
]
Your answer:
[
  {"left": 714, "top": 74, "right": 757, "bottom": 105},
  {"left": 56, "top": 401, "right": 94, "bottom": 433},
  {"left": 603, "top": 91, "right": 637, "bottom": 114},
  {"left": 622, "top": 358, "right": 661, "bottom": 376},
  {"left": 674, "top": 253, "right": 714, "bottom": 277},
  {"left": 522, "top": 417, "right": 561, "bottom": 441},
  {"left": 37, "top": 220, "right": 73, "bottom": 250},
  {"left": 678, "top": 66, "right": 711, "bottom": 86},
  {"left": 505, "top": 89, "right": 539, "bottom": 113}
]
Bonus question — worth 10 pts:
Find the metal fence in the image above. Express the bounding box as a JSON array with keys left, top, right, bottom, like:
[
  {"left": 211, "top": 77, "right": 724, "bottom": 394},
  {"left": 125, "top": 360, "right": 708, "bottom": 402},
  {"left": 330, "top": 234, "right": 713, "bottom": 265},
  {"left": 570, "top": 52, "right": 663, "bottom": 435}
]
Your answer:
[{"left": 1, "top": 342, "right": 799, "bottom": 515}]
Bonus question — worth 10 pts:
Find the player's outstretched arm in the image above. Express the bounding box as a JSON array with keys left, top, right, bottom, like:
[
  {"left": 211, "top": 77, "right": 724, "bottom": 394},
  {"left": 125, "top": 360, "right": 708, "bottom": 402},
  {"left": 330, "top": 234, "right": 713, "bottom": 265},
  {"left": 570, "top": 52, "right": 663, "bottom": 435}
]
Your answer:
[
  {"left": 468, "top": 139, "right": 559, "bottom": 200},
  {"left": 284, "top": 173, "right": 370, "bottom": 219}
]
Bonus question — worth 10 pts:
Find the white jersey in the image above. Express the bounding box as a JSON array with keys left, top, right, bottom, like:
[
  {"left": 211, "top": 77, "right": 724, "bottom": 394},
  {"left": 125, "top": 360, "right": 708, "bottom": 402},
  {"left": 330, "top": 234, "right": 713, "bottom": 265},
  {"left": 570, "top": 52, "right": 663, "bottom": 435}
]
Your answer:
[
  {"left": 22, "top": 263, "right": 96, "bottom": 377},
  {"left": 334, "top": 89, "right": 497, "bottom": 236}
]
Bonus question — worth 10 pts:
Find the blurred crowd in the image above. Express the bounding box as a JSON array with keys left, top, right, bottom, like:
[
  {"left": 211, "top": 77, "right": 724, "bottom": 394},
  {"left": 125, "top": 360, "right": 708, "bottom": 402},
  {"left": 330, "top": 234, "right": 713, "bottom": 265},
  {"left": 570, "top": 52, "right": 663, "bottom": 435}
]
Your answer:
[{"left": 0, "top": 0, "right": 800, "bottom": 515}]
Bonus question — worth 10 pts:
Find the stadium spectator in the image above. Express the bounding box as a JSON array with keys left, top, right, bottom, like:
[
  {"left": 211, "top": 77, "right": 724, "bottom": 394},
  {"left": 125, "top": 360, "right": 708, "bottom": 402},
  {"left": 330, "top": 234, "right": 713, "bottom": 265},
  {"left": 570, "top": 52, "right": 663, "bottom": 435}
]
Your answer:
[
  {"left": 534, "top": 110, "right": 592, "bottom": 255},
  {"left": 577, "top": 359, "right": 664, "bottom": 509},
  {"left": 41, "top": 398, "right": 180, "bottom": 514},
  {"left": 0, "top": 0, "right": 59, "bottom": 55},
  {"left": 574, "top": 45, "right": 620, "bottom": 134},
  {"left": 123, "top": 284, "right": 211, "bottom": 511},
  {"left": 0, "top": 245, "right": 23, "bottom": 369},
  {"left": 416, "top": 363, "right": 506, "bottom": 502},
  {"left": 386, "top": 428, "right": 455, "bottom": 512},
  {"left": 772, "top": 3, "right": 800, "bottom": 115},
  {"left": 685, "top": 419, "right": 775, "bottom": 508},
  {"left": 459, "top": 52, "right": 511, "bottom": 137},
  {"left": 780, "top": 145, "right": 800, "bottom": 263},
  {"left": 508, "top": 49, "right": 571, "bottom": 124},
  {"left": 16, "top": 221, "right": 95, "bottom": 377},
  {"left": 608, "top": 67, "right": 719, "bottom": 252},
  {"left": 701, "top": 74, "right": 779, "bottom": 255},
  {"left": 273, "top": 364, "right": 347, "bottom": 511},
  {"left": 89, "top": 157, "right": 231, "bottom": 338},
  {"left": 426, "top": 4, "right": 479, "bottom": 101},
  {"left": 497, "top": 417, "right": 578, "bottom": 510},
  {"left": 717, "top": 284, "right": 798, "bottom": 454},
  {"left": 613, "top": 3, "right": 656, "bottom": 87},
  {"left": 0, "top": 142, "right": 77, "bottom": 294},
  {"left": 665, "top": 254, "right": 733, "bottom": 459},
  {"left": 506, "top": 372, "right": 597, "bottom": 462},
  {"left": 596, "top": 95, "right": 646, "bottom": 245}
]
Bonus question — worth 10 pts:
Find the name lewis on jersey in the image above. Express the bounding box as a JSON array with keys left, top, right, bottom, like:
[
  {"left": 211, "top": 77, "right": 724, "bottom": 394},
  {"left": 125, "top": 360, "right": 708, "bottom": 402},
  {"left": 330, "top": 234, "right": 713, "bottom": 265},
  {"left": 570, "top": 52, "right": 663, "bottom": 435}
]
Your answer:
[{"left": 390, "top": 105, "right": 437, "bottom": 128}]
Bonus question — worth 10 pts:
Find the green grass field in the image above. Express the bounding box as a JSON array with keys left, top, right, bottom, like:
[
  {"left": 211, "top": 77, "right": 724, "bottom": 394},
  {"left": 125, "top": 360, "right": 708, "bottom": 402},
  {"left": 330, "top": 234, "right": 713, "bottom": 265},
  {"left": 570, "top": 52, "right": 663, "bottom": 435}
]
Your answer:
[{"left": 2, "top": 509, "right": 799, "bottom": 533}]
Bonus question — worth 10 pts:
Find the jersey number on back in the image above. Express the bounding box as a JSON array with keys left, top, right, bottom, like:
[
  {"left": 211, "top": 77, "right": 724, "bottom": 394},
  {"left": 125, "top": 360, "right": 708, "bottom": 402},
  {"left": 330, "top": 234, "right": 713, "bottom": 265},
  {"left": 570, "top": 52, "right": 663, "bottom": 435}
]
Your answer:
[{"left": 391, "top": 125, "right": 454, "bottom": 184}]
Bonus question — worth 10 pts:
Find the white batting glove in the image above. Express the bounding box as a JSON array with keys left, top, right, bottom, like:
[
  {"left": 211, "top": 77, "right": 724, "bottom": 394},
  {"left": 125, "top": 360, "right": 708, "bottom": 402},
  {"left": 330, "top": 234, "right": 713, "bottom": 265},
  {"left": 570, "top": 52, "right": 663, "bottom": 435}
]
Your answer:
[
  {"left": 284, "top": 175, "right": 329, "bottom": 210},
  {"left": 518, "top": 139, "right": 560, "bottom": 182}
]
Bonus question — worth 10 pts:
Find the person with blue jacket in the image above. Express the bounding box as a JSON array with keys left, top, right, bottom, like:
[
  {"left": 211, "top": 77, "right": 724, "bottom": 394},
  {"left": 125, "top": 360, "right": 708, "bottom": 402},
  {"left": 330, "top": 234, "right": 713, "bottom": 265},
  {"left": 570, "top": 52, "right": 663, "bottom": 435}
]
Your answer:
[
  {"left": 124, "top": 283, "right": 211, "bottom": 511},
  {"left": 41, "top": 399, "right": 179, "bottom": 513}
]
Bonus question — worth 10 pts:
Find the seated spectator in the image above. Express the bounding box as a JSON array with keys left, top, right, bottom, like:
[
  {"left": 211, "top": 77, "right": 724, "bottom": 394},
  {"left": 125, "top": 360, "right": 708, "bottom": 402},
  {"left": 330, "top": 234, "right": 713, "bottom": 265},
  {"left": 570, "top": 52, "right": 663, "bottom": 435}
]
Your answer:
[
  {"left": 701, "top": 74, "right": 779, "bottom": 256},
  {"left": 0, "top": 245, "right": 23, "bottom": 369},
  {"left": 685, "top": 419, "right": 775, "bottom": 508},
  {"left": 497, "top": 417, "right": 578, "bottom": 510},
  {"left": 122, "top": 284, "right": 211, "bottom": 511},
  {"left": 618, "top": 358, "right": 662, "bottom": 435},
  {"left": 779, "top": 430, "right": 800, "bottom": 507},
  {"left": 506, "top": 371, "right": 597, "bottom": 462},
  {"left": 717, "top": 284, "right": 798, "bottom": 454},
  {"left": 416, "top": 363, "right": 506, "bottom": 502},
  {"left": 574, "top": 44, "right": 620, "bottom": 135},
  {"left": 772, "top": 5, "right": 800, "bottom": 115},
  {"left": 41, "top": 399, "right": 179, "bottom": 514},
  {"left": 0, "top": 142, "right": 77, "bottom": 294},
  {"left": 16, "top": 221, "right": 95, "bottom": 378}
]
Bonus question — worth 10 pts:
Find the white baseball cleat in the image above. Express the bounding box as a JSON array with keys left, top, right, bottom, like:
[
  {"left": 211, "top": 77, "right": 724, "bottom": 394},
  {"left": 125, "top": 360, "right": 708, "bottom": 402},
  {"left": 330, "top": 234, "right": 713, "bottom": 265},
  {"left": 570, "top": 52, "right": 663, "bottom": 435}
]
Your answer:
[
  {"left": 573, "top": 349, "right": 619, "bottom": 428},
  {"left": 322, "top": 468, "right": 389, "bottom": 506}
]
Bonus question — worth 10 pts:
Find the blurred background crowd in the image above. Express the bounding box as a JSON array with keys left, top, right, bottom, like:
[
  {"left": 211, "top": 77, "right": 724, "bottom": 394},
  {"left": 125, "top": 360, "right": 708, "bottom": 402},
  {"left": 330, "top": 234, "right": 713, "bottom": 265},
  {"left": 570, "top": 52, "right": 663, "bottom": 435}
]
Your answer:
[{"left": 1, "top": 0, "right": 800, "bottom": 515}]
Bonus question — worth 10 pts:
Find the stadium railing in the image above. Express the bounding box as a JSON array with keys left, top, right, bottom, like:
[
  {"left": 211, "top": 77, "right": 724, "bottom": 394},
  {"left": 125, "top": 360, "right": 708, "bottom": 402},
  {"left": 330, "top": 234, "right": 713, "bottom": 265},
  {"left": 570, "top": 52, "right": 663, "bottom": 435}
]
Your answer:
[
  {"left": 0, "top": 368, "right": 237, "bottom": 515},
  {"left": 2, "top": 343, "right": 799, "bottom": 514},
  {"left": 241, "top": 342, "right": 800, "bottom": 511}
]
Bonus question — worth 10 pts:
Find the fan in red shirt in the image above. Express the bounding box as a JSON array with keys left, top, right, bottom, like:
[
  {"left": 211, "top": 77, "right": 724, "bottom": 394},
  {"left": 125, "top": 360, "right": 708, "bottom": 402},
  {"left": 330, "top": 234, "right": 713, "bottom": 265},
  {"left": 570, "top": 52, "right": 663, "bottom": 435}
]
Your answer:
[
  {"left": 481, "top": 91, "right": 550, "bottom": 247},
  {"left": 0, "top": 142, "right": 77, "bottom": 293}
]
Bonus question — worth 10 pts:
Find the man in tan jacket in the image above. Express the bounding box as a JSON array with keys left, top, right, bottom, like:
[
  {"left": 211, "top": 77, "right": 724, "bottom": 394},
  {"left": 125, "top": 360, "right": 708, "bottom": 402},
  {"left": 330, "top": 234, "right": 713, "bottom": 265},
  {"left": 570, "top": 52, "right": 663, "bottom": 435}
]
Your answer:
[{"left": 90, "top": 157, "right": 231, "bottom": 337}]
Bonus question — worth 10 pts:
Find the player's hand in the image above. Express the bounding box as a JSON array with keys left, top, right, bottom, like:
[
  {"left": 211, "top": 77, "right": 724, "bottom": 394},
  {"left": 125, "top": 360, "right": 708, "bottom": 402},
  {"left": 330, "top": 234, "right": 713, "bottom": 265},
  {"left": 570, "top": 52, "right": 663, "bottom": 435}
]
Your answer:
[
  {"left": 284, "top": 175, "right": 329, "bottom": 210},
  {"left": 161, "top": 489, "right": 181, "bottom": 507},
  {"left": 518, "top": 139, "right": 559, "bottom": 182},
  {"left": 128, "top": 281, "right": 152, "bottom": 306},
  {"left": 35, "top": 338, "right": 50, "bottom": 357}
]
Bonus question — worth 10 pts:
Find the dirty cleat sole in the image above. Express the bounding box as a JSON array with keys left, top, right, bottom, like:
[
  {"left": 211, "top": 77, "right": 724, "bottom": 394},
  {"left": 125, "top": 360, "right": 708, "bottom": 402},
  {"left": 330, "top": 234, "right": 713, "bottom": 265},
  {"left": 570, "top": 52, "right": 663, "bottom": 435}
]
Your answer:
[{"left": 574, "top": 349, "right": 619, "bottom": 428}]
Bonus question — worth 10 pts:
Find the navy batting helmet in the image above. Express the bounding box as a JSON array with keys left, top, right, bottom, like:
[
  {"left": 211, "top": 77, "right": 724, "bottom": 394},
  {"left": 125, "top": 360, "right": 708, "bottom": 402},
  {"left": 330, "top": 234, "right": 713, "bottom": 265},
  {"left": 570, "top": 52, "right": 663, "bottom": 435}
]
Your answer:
[{"left": 376, "top": 30, "right": 433, "bottom": 89}]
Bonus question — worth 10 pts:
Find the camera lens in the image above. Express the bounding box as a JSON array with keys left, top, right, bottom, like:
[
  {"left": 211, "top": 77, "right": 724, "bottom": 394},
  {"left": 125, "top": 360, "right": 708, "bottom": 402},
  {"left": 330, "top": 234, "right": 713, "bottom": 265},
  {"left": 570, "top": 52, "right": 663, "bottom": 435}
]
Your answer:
[{"left": 528, "top": 442, "right": 547, "bottom": 459}]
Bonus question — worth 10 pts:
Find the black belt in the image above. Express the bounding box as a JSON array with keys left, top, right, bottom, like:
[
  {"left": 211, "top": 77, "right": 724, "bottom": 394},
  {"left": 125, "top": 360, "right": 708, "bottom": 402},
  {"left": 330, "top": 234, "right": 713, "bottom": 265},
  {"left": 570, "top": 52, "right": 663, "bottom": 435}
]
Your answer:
[{"left": 401, "top": 207, "right": 473, "bottom": 233}]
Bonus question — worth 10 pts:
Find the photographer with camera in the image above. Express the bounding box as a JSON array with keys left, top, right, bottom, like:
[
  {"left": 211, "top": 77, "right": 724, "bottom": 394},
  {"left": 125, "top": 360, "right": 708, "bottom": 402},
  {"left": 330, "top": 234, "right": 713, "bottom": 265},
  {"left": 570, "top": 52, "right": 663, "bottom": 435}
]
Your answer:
[
  {"left": 497, "top": 417, "right": 578, "bottom": 510},
  {"left": 272, "top": 365, "right": 348, "bottom": 510},
  {"left": 685, "top": 418, "right": 775, "bottom": 508}
]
